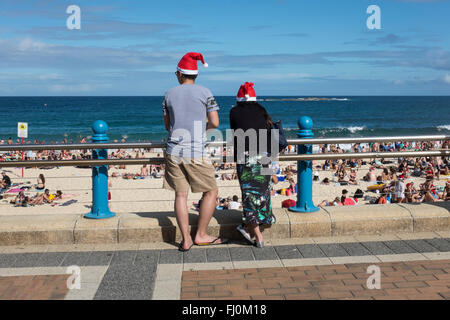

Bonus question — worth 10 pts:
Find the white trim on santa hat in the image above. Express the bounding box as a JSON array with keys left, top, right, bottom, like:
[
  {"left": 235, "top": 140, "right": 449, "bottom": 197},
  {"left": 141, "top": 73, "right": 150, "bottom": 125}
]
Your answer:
[
  {"left": 177, "top": 67, "right": 199, "bottom": 75},
  {"left": 236, "top": 97, "right": 257, "bottom": 102}
]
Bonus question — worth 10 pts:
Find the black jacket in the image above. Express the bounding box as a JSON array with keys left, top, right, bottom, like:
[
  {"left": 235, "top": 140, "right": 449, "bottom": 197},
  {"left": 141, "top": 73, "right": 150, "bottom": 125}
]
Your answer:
[{"left": 229, "top": 102, "right": 273, "bottom": 162}]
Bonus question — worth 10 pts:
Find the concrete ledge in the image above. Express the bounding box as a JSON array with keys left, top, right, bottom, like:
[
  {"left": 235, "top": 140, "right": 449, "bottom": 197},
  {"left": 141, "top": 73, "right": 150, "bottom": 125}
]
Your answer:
[
  {"left": 259, "top": 209, "right": 290, "bottom": 240},
  {"left": 118, "top": 209, "right": 290, "bottom": 243},
  {"left": 74, "top": 215, "right": 119, "bottom": 244},
  {"left": 399, "top": 202, "right": 450, "bottom": 232},
  {"left": 326, "top": 204, "right": 413, "bottom": 236},
  {"left": 287, "top": 208, "right": 331, "bottom": 238},
  {"left": 118, "top": 212, "right": 176, "bottom": 243},
  {"left": 0, "top": 214, "right": 77, "bottom": 245},
  {"left": 0, "top": 204, "right": 448, "bottom": 246}
]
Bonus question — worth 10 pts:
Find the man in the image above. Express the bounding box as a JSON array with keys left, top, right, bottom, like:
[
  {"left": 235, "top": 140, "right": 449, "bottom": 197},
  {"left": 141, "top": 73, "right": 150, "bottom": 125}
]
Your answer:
[
  {"left": 394, "top": 178, "right": 406, "bottom": 203},
  {"left": 1, "top": 172, "right": 12, "bottom": 190},
  {"left": 162, "top": 52, "right": 227, "bottom": 251},
  {"left": 227, "top": 195, "right": 242, "bottom": 210}
]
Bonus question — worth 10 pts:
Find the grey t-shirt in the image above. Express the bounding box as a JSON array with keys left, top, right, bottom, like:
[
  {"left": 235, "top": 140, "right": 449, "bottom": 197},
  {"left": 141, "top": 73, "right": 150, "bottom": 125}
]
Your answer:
[{"left": 162, "top": 84, "right": 219, "bottom": 158}]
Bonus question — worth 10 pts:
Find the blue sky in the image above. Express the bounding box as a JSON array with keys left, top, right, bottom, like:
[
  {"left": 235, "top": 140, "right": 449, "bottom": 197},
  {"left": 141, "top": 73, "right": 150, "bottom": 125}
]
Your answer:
[{"left": 0, "top": 0, "right": 449, "bottom": 96}]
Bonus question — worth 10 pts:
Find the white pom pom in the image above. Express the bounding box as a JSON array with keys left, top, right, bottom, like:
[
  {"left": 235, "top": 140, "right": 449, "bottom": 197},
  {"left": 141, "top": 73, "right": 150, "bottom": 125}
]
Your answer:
[{"left": 203, "top": 63, "right": 208, "bottom": 68}]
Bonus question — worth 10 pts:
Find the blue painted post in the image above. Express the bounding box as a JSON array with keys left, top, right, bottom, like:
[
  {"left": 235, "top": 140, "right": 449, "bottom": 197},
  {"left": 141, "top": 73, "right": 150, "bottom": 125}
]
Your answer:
[
  {"left": 289, "top": 116, "right": 319, "bottom": 213},
  {"left": 84, "top": 120, "right": 116, "bottom": 219}
]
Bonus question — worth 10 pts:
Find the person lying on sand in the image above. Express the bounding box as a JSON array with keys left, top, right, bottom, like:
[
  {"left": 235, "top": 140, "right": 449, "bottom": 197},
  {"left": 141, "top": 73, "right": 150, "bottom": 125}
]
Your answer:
[
  {"left": 30, "top": 189, "right": 52, "bottom": 205},
  {"left": 318, "top": 197, "right": 342, "bottom": 207},
  {"left": 371, "top": 158, "right": 385, "bottom": 169},
  {"left": 11, "top": 191, "right": 26, "bottom": 206},
  {"left": 363, "top": 167, "right": 377, "bottom": 182}
]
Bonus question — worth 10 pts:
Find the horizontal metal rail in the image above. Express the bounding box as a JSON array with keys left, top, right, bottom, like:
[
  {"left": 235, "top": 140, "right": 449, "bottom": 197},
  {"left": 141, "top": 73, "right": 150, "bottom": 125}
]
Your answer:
[
  {"left": 287, "top": 135, "right": 449, "bottom": 145},
  {"left": 0, "top": 141, "right": 229, "bottom": 151},
  {"left": 0, "top": 135, "right": 448, "bottom": 152},
  {"left": 278, "top": 150, "right": 450, "bottom": 161},
  {"left": 0, "top": 158, "right": 164, "bottom": 168},
  {"left": 0, "top": 142, "right": 166, "bottom": 151},
  {"left": 1, "top": 150, "right": 448, "bottom": 168}
]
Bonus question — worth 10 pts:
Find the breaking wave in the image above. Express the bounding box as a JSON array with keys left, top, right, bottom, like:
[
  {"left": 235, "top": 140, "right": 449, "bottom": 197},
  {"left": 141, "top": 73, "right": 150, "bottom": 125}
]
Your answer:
[{"left": 437, "top": 125, "right": 450, "bottom": 131}]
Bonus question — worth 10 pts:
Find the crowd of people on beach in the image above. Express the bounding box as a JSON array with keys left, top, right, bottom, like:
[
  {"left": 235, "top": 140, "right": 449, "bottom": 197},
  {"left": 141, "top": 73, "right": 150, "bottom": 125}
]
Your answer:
[
  {"left": 313, "top": 140, "right": 450, "bottom": 206},
  {"left": 1, "top": 122, "right": 449, "bottom": 211},
  {"left": 1, "top": 125, "right": 449, "bottom": 212},
  {"left": 0, "top": 171, "right": 67, "bottom": 207}
]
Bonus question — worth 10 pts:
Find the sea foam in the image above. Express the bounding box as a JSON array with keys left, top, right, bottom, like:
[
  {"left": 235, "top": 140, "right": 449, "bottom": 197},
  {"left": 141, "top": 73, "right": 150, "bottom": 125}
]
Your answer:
[
  {"left": 437, "top": 125, "right": 450, "bottom": 131},
  {"left": 346, "top": 126, "right": 365, "bottom": 133}
]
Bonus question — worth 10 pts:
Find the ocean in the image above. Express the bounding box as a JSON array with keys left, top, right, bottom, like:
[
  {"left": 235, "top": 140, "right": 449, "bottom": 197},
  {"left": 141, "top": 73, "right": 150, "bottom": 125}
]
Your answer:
[{"left": 0, "top": 96, "right": 449, "bottom": 143}]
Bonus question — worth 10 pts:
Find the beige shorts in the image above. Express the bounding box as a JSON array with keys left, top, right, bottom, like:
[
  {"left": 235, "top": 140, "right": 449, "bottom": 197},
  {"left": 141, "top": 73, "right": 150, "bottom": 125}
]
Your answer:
[{"left": 163, "top": 154, "right": 218, "bottom": 193}]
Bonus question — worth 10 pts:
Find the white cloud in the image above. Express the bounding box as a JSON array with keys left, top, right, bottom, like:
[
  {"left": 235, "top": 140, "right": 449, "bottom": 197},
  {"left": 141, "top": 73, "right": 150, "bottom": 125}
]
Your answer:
[
  {"left": 204, "top": 73, "right": 311, "bottom": 82},
  {"left": 0, "top": 37, "right": 181, "bottom": 70},
  {"left": 49, "top": 84, "right": 93, "bottom": 93},
  {"left": 444, "top": 74, "right": 450, "bottom": 84},
  {"left": 253, "top": 73, "right": 311, "bottom": 80},
  {"left": 17, "top": 38, "right": 47, "bottom": 51},
  {"left": 48, "top": 83, "right": 114, "bottom": 93}
]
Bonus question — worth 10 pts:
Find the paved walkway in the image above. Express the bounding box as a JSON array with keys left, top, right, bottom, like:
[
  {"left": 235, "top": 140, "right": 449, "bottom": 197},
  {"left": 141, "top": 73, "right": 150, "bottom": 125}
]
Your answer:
[
  {"left": 181, "top": 260, "right": 450, "bottom": 300},
  {"left": 0, "top": 233, "right": 449, "bottom": 300},
  {"left": 0, "top": 274, "right": 69, "bottom": 300}
]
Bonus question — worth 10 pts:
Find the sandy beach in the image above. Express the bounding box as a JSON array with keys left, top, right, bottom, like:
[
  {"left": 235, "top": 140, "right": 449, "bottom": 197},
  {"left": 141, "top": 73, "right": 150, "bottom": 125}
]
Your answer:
[{"left": 1, "top": 152, "right": 448, "bottom": 216}]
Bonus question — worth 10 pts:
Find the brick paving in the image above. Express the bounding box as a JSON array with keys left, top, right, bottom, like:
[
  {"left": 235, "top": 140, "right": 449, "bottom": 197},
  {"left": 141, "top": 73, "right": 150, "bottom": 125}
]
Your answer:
[
  {"left": 180, "top": 259, "right": 450, "bottom": 300},
  {"left": 0, "top": 275, "right": 70, "bottom": 300},
  {"left": 0, "top": 237, "right": 449, "bottom": 300}
]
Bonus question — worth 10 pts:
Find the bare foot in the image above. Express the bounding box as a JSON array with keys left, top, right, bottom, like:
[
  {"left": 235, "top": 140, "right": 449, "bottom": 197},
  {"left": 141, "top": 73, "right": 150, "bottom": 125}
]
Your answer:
[
  {"left": 194, "top": 235, "right": 226, "bottom": 245},
  {"left": 181, "top": 238, "right": 194, "bottom": 250}
]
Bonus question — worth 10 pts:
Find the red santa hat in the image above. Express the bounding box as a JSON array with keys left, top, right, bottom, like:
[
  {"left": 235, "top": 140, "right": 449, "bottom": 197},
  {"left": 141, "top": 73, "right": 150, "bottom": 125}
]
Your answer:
[
  {"left": 177, "top": 52, "right": 208, "bottom": 75},
  {"left": 236, "top": 82, "right": 257, "bottom": 102}
]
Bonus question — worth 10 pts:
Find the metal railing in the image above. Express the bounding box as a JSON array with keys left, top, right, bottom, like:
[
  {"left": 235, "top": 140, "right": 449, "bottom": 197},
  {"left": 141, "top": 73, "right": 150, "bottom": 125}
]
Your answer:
[
  {"left": 0, "top": 134, "right": 448, "bottom": 168},
  {"left": 0, "top": 150, "right": 449, "bottom": 168},
  {"left": 0, "top": 135, "right": 448, "bottom": 152},
  {"left": 1, "top": 117, "right": 449, "bottom": 217}
]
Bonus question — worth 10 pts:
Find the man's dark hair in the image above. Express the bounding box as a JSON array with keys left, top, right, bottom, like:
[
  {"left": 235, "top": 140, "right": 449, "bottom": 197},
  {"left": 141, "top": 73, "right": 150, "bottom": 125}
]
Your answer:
[
  {"left": 232, "top": 195, "right": 238, "bottom": 202},
  {"left": 181, "top": 73, "right": 197, "bottom": 81}
]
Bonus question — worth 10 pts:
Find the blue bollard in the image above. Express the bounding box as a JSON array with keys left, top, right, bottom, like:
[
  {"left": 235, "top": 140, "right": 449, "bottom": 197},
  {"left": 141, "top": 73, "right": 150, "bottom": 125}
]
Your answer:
[
  {"left": 84, "top": 120, "right": 116, "bottom": 219},
  {"left": 289, "top": 116, "right": 319, "bottom": 213}
]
